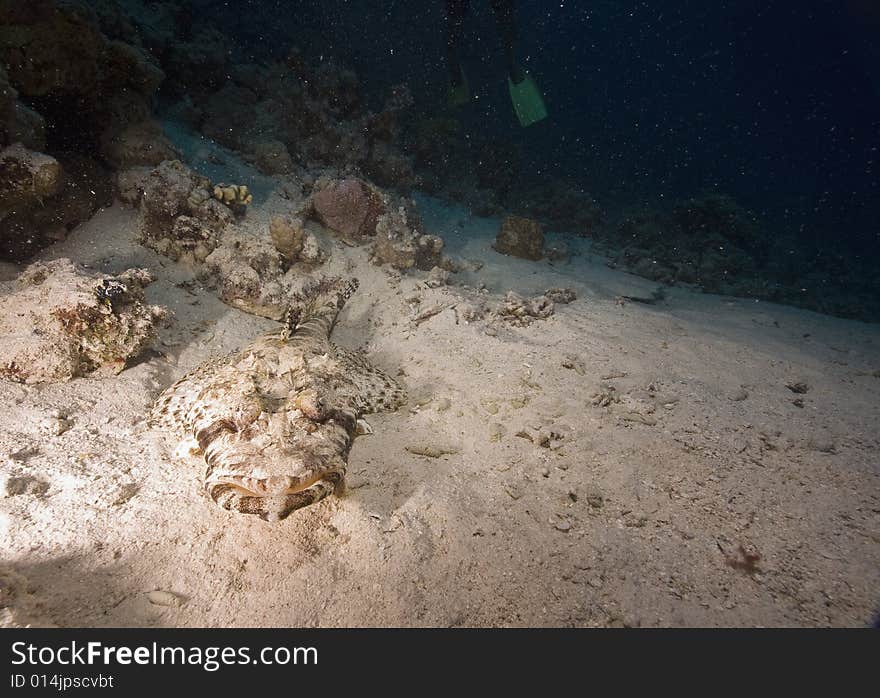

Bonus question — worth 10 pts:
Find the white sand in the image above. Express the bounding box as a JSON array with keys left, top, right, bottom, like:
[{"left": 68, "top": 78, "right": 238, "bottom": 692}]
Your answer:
[{"left": 1, "top": 151, "right": 878, "bottom": 628}]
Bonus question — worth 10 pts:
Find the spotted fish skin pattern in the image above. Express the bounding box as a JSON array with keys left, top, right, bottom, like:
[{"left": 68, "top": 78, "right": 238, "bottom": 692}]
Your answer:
[{"left": 150, "top": 277, "right": 405, "bottom": 521}]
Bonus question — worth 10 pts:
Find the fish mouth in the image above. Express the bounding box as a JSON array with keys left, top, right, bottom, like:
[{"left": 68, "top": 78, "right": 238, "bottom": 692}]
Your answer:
[{"left": 217, "top": 470, "right": 343, "bottom": 498}]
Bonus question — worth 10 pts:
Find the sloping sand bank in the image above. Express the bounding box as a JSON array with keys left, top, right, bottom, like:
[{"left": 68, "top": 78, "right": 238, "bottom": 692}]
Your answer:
[{"left": 2, "top": 165, "right": 878, "bottom": 628}]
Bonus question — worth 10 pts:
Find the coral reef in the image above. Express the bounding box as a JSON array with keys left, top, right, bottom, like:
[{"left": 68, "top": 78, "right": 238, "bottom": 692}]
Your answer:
[
  {"left": 596, "top": 194, "right": 764, "bottom": 292},
  {"left": 138, "top": 160, "right": 232, "bottom": 263},
  {"left": 115, "top": 166, "right": 153, "bottom": 207},
  {"left": 201, "top": 230, "right": 289, "bottom": 319},
  {"left": 494, "top": 215, "right": 545, "bottom": 261},
  {"left": 0, "top": 65, "right": 46, "bottom": 151},
  {"left": 99, "top": 119, "right": 178, "bottom": 170},
  {"left": 250, "top": 140, "right": 294, "bottom": 175},
  {"left": 0, "top": 258, "right": 167, "bottom": 383},
  {"left": 189, "top": 55, "right": 416, "bottom": 190},
  {"left": 202, "top": 232, "right": 333, "bottom": 321},
  {"left": 0, "top": 143, "right": 62, "bottom": 212},
  {"left": 0, "top": 145, "right": 112, "bottom": 261},
  {"left": 0, "top": 1, "right": 164, "bottom": 152},
  {"left": 512, "top": 179, "right": 605, "bottom": 235},
  {"left": 0, "top": 1, "right": 178, "bottom": 261}
]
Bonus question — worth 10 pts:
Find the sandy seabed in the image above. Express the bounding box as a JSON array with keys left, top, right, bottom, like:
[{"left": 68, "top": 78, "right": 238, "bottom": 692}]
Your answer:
[{"left": 1, "top": 147, "right": 878, "bottom": 628}]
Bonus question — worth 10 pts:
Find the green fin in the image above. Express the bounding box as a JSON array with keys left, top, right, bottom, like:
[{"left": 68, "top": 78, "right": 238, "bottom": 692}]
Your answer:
[
  {"left": 448, "top": 72, "right": 470, "bottom": 108},
  {"left": 508, "top": 73, "right": 547, "bottom": 127}
]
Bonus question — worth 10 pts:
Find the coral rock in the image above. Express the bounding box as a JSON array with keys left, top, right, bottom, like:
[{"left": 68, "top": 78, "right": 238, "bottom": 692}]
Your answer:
[
  {"left": 201, "top": 231, "right": 288, "bottom": 320},
  {"left": 252, "top": 140, "right": 293, "bottom": 175},
  {"left": 496, "top": 291, "right": 555, "bottom": 326},
  {"left": 0, "top": 144, "right": 62, "bottom": 214},
  {"left": 268, "top": 215, "right": 325, "bottom": 267},
  {"left": 1, "top": 145, "right": 111, "bottom": 261},
  {"left": 269, "top": 215, "right": 305, "bottom": 261},
  {"left": 115, "top": 166, "right": 153, "bottom": 207},
  {"left": 99, "top": 119, "right": 178, "bottom": 169},
  {"left": 0, "top": 259, "right": 167, "bottom": 383},
  {"left": 310, "top": 178, "right": 386, "bottom": 240},
  {"left": 372, "top": 206, "right": 444, "bottom": 271},
  {"left": 139, "top": 160, "right": 230, "bottom": 262},
  {"left": 494, "top": 215, "right": 545, "bottom": 261}
]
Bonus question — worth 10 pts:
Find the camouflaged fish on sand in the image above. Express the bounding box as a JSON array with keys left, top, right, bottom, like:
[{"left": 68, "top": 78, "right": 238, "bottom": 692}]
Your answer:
[{"left": 150, "top": 277, "right": 405, "bottom": 521}]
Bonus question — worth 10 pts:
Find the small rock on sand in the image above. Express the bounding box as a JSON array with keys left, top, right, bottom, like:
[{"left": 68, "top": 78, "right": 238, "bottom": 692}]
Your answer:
[{"left": 146, "top": 590, "right": 184, "bottom": 607}]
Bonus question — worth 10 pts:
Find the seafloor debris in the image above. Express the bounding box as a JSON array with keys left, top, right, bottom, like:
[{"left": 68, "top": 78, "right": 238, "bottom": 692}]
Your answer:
[
  {"left": 493, "top": 215, "right": 545, "bottom": 261},
  {"left": 0, "top": 258, "right": 167, "bottom": 383},
  {"left": 494, "top": 287, "right": 575, "bottom": 326}
]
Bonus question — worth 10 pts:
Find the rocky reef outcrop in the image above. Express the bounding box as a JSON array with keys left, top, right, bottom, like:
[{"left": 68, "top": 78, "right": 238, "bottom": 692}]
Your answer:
[
  {"left": 269, "top": 215, "right": 326, "bottom": 268},
  {"left": 0, "top": 1, "right": 177, "bottom": 261},
  {"left": 596, "top": 194, "right": 765, "bottom": 292},
  {"left": 0, "top": 144, "right": 113, "bottom": 261},
  {"left": 187, "top": 55, "right": 417, "bottom": 191},
  {"left": 201, "top": 231, "right": 329, "bottom": 321},
  {"left": 0, "top": 258, "right": 167, "bottom": 383},
  {"left": 138, "top": 160, "right": 234, "bottom": 263}
]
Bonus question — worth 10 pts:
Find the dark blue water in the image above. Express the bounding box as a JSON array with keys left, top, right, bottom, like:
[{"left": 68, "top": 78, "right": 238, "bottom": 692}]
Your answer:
[
  {"left": 4, "top": 0, "right": 877, "bottom": 316},
  {"left": 208, "top": 0, "right": 879, "bottom": 255}
]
